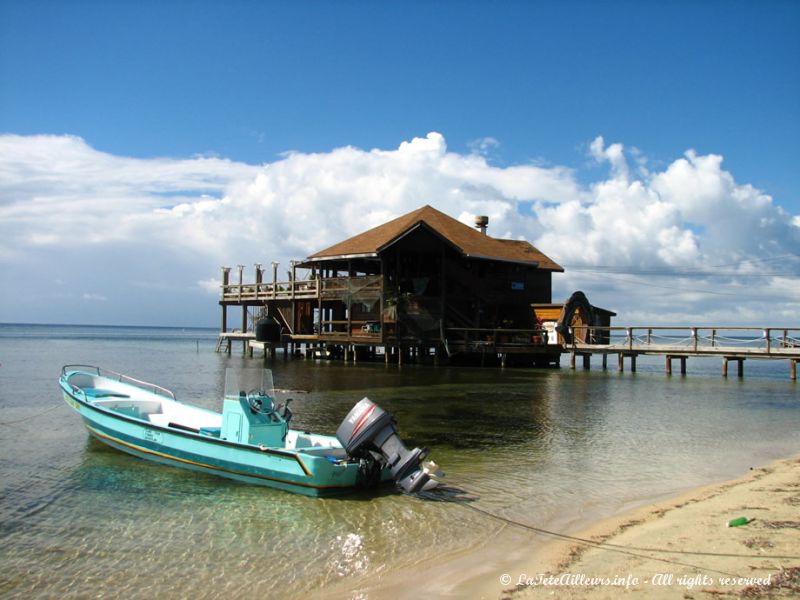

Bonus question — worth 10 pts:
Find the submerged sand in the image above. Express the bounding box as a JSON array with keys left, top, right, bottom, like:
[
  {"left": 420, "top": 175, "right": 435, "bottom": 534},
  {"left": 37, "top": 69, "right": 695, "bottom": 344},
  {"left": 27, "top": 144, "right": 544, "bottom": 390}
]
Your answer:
[{"left": 323, "top": 456, "right": 800, "bottom": 599}]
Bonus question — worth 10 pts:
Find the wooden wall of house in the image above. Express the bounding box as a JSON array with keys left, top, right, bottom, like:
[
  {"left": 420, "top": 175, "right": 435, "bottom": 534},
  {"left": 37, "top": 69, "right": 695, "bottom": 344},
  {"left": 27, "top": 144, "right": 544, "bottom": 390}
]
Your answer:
[{"left": 375, "top": 227, "right": 555, "bottom": 330}]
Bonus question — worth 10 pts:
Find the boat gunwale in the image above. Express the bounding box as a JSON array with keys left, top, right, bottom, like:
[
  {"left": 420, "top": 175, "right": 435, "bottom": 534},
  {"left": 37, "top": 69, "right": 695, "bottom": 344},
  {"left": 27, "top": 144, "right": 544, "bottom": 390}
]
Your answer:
[
  {"left": 62, "top": 363, "right": 176, "bottom": 400},
  {"left": 59, "top": 369, "right": 330, "bottom": 468}
]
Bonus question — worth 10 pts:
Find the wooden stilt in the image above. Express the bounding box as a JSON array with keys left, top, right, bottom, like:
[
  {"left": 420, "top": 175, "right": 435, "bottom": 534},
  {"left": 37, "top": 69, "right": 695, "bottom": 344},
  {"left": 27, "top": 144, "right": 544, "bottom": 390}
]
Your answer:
[{"left": 723, "top": 357, "right": 744, "bottom": 378}]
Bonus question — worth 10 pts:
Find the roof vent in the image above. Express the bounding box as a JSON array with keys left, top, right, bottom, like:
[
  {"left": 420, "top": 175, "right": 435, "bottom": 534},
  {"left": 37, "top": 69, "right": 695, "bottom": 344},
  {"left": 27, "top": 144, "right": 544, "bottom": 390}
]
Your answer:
[{"left": 474, "top": 215, "right": 489, "bottom": 235}]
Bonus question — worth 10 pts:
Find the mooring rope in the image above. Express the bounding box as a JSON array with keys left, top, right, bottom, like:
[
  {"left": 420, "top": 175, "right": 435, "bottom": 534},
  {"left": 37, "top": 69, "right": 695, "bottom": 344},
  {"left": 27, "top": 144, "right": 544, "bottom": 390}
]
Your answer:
[
  {"left": 420, "top": 482, "right": 800, "bottom": 581},
  {"left": 0, "top": 402, "right": 64, "bottom": 426}
]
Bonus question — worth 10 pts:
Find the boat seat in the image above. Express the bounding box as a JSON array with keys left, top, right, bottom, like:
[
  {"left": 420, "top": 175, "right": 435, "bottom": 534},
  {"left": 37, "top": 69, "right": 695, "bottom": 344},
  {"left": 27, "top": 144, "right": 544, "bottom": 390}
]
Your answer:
[
  {"left": 84, "top": 388, "right": 130, "bottom": 399},
  {"left": 299, "top": 447, "right": 348, "bottom": 458},
  {"left": 148, "top": 413, "right": 172, "bottom": 427}
]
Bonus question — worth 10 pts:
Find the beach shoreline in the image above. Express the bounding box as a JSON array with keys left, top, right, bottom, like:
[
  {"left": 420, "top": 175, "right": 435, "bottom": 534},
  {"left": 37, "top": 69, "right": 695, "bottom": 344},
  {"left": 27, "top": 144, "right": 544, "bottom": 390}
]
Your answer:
[
  {"left": 503, "top": 454, "right": 800, "bottom": 599},
  {"left": 327, "top": 455, "right": 800, "bottom": 599}
]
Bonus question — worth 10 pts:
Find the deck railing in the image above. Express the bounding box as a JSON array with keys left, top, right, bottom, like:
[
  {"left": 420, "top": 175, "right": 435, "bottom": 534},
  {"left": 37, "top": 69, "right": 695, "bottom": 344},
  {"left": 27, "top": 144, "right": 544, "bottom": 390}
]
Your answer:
[
  {"left": 221, "top": 279, "right": 319, "bottom": 302},
  {"left": 446, "top": 327, "right": 551, "bottom": 347},
  {"left": 220, "top": 275, "right": 383, "bottom": 303}
]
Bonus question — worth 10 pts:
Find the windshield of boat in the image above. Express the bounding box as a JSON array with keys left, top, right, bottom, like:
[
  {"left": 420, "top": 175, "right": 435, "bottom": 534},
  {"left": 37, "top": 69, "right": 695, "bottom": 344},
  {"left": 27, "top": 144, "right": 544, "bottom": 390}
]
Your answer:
[{"left": 224, "top": 368, "right": 275, "bottom": 400}]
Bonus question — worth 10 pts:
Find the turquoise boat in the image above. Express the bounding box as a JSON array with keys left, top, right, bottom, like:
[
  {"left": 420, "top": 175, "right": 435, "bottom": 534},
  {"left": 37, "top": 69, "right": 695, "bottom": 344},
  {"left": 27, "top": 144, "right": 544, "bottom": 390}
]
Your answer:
[{"left": 59, "top": 365, "right": 437, "bottom": 497}]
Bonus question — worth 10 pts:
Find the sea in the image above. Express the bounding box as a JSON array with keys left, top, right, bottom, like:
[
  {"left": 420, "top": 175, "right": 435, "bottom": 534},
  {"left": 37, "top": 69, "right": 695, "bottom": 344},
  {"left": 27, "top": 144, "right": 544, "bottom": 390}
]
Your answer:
[{"left": 0, "top": 323, "right": 798, "bottom": 599}]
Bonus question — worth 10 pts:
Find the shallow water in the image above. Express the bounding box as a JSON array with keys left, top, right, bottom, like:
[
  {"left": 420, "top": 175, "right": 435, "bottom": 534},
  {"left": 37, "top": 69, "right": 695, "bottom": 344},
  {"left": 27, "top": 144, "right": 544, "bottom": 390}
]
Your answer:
[{"left": 0, "top": 324, "right": 797, "bottom": 598}]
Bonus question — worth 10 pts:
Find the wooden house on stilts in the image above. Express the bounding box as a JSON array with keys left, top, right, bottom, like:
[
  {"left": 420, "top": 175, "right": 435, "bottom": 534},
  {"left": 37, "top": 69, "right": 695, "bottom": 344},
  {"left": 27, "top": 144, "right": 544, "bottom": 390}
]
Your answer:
[{"left": 218, "top": 205, "right": 612, "bottom": 366}]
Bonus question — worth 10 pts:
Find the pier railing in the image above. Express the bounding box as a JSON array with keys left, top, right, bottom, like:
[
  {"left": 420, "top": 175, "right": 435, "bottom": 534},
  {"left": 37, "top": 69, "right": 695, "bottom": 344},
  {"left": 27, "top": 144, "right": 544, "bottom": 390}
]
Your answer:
[{"left": 569, "top": 326, "right": 800, "bottom": 357}]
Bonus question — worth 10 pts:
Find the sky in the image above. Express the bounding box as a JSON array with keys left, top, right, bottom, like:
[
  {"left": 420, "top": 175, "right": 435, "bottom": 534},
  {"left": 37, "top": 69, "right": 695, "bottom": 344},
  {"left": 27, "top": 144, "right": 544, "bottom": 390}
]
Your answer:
[{"left": 1, "top": 0, "right": 798, "bottom": 327}]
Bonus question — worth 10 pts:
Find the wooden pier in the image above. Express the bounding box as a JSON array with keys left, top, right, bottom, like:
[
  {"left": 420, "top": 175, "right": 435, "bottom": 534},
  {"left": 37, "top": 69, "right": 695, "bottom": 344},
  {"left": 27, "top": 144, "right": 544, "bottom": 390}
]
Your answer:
[
  {"left": 218, "top": 323, "right": 800, "bottom": 380},
  {"left": 566, "top": 326, "right": 800, "bottom": 380}
]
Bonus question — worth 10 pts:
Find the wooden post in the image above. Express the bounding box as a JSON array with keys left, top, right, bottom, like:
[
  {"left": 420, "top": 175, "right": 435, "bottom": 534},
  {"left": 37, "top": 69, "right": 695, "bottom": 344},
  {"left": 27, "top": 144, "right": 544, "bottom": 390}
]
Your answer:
[
  {"left": 666, "top": 355, "right": 672, "bottom": 375},
  {"left": 582, "top": 354, "right": 590, "bottom": 370},
  {"left": 570, "top": 352, "right": 576, "bottom": 369},
  {"left": 618, "top": 353, "right": 624, "bottom": 372},
  {"left": 602, "top": 353, "right": 608, "bottom": 370},
  {"left": 680, "top": 357, "right": 686, "bottom": 375},
  {"left": 630, "top": 354, "right": 637, "bottom": 372},
  {"left": 791, "top": 359, "right": 797, "bottom": 381},
  {"left": 723, "top": 357, "right": 744, "bottom": 378},
  {"left": 254, "top": 263, "right": 262, "bottom": 296},
  {"left": 241, "top": 306, "right": 248, "bottom": 354}
]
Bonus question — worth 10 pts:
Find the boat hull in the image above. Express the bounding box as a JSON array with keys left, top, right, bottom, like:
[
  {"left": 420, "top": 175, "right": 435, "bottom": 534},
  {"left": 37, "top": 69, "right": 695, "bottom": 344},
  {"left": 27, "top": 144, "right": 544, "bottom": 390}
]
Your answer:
[{"left": 60, "top": 373, "right": 389, "bottom": 497}]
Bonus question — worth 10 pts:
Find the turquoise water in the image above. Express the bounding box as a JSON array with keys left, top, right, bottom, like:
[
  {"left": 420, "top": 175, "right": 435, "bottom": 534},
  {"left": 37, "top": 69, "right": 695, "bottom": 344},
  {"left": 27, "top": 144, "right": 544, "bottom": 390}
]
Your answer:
[{"left": 0, "top": 324, "right": 798, "bottom": 598}]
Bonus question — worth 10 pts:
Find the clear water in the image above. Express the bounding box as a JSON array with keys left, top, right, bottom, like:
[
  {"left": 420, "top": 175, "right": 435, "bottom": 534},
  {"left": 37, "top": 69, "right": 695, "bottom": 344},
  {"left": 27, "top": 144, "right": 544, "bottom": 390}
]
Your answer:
[{"left": 0, "top": 324, "right": 797, "bottom": 598}]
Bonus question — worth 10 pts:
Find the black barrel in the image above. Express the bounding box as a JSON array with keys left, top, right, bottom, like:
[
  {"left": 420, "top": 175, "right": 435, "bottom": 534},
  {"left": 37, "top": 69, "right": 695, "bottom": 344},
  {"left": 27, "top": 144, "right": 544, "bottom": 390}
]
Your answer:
[{"left": 255, "top": 317, "right": 281, "bottom": 343}]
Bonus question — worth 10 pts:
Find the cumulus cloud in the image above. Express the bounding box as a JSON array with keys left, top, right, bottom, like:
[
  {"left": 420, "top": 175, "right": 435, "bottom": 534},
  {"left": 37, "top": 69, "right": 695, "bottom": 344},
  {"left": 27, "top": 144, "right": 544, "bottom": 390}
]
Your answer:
[{"left": 0, "top": 132, "right": 797, "bottom": 326}]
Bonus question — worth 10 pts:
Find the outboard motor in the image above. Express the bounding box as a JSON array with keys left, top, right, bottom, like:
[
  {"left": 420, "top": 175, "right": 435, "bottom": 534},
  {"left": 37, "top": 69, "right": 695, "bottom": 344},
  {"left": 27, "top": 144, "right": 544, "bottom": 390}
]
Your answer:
[{"left": 336, "top": 398, "right": 432, "bottom": 494}]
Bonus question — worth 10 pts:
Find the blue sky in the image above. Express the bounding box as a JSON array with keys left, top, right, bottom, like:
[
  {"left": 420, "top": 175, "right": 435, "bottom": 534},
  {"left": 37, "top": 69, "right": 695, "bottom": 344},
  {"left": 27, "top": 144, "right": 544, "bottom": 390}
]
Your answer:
[{"left": 1, "top": 0, "right": 798, "bottom": 326}]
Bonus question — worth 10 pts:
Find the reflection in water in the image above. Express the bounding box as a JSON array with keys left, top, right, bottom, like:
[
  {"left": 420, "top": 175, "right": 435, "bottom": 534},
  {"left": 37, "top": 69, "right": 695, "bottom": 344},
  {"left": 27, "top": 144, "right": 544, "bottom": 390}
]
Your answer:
[{"left": 0, "top": 326, "right": 798, "bottom": 598}]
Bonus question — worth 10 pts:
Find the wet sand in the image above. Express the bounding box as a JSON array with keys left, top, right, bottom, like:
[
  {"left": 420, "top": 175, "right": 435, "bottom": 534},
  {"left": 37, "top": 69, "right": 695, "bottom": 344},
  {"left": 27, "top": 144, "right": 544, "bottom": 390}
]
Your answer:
[
  {"left": 503, "top": 455, "right": 800, "bottom": 599},
  {"left": 323, "top": 456, "right": 800, "bottom": 599}
]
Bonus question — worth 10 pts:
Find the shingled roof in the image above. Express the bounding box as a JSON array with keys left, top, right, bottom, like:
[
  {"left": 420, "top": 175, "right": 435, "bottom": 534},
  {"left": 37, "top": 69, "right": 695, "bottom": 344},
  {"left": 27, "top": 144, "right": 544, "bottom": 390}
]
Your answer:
[{"left": 306, "top": 205, "right": 563, "bottom": 271}]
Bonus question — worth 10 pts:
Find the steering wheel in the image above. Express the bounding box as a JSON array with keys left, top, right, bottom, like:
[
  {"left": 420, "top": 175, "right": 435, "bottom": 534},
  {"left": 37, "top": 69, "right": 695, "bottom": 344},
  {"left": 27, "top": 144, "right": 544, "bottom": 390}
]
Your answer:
[{"left": 247, "top": 390, "right": 275, "bottom": 415}]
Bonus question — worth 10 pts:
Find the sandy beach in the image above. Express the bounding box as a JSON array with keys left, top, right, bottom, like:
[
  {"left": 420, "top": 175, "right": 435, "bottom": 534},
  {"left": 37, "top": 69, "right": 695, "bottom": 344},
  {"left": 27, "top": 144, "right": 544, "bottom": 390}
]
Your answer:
[
  {"left": 493, "top": 455, "right": 800, "bottom": 600},
  {"left": 321, "top": 456, "right": 800, "bottom": 599}
]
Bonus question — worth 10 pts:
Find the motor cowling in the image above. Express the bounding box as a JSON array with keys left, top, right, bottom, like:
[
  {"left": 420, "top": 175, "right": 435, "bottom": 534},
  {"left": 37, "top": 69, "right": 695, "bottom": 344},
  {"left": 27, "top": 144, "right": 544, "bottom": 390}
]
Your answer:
[{"left": 336, "top": 398, "right": 430, "bottom": 494}]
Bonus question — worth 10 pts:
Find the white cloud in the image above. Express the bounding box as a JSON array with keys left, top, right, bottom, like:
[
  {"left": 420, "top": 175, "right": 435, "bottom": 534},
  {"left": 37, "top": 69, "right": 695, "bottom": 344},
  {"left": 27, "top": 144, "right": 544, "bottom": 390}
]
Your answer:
[
  {"left": 0, "top": 132, "right": 797, "bottom": 326},
  {"left": 82, "top": 293, "right": 107, "bottom": 302}
]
